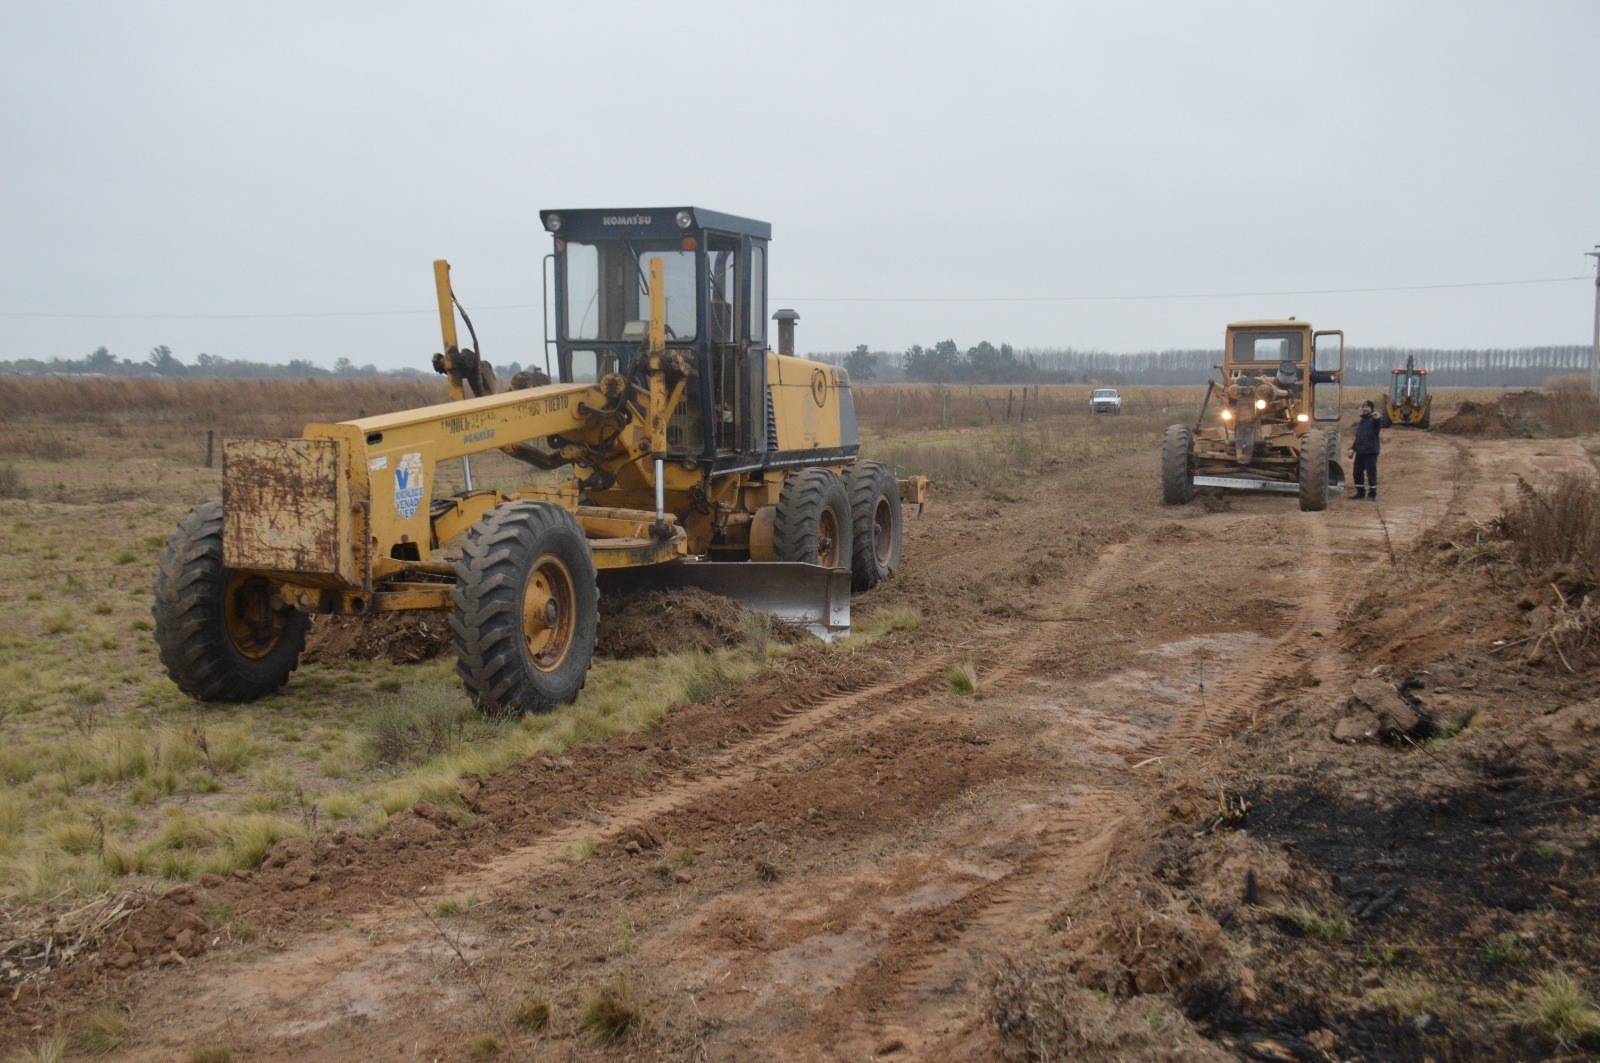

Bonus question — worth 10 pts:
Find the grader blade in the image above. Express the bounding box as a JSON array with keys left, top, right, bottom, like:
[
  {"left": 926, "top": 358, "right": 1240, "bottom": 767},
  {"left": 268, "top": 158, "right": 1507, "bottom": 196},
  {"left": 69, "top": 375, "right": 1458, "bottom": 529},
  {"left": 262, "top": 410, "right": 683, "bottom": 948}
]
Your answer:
[
  {"left": 1192, "top": 475, "right": 1300, "bottom": 494},
  {"left": 601, "top": 562, "right": 851, "bottom": 640}
]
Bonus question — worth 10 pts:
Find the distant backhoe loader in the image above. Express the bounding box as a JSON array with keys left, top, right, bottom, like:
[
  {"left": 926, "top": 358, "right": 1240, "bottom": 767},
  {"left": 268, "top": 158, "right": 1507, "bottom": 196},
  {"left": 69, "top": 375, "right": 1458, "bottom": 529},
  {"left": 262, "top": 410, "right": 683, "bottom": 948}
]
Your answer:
[
  {"left": 1162, "top": 320, "right": 1346, "bottom": 512},
  {"left": 1380, "top": 355, "right": 1431, "bottom": 428},
  {"left": 153, "top": 208, "right": 926, "bottom": 716}
]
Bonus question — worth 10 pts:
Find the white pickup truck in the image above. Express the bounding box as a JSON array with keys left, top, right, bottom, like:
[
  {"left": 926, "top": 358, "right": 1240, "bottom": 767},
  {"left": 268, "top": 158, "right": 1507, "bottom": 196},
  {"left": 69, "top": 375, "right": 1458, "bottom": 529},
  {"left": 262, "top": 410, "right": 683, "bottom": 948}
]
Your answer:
[{"left": 1090, "top": 388, "right": 1122, "bottom": 415}]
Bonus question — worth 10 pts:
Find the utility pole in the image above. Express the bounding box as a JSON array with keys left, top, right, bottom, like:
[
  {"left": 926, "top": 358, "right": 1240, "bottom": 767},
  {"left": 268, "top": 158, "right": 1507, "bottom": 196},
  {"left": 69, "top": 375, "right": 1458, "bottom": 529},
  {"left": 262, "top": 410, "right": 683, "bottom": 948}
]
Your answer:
[{"left": 1589, "top": 245, "right": 1600, "bottom": 399}]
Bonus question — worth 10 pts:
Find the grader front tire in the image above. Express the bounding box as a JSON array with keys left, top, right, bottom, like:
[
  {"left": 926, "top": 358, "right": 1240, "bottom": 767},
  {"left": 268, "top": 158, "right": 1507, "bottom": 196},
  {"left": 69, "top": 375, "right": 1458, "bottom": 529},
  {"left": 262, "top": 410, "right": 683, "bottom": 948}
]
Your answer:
[
  {"left": 1161, "top": 424, "right": 1195, "bottom": 505},
  {"left": 451, "top": 502, "right": 598, "bottom": 717},
  {"left": 846, "top": 461, "right": 902, "bottom": 591},
  {"left": 773, "top": 468, "right": 853, "bottom": 570},
  {"left": 1299, "top": 429, "right": 1332, "bottom": 512},
  {"left": 152, "top": 499, "right": 308, "bottom": 702}
]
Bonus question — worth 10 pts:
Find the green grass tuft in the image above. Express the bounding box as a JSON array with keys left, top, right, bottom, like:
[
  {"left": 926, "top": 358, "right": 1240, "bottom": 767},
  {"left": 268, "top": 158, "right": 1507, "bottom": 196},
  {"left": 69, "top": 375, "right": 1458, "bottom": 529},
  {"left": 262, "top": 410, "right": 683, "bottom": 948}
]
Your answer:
[
  {"left": 580, "top": 979, "right": 638, "bottom": 1044},
  {"left": 1506, "top": 970, "right": 1600, "bottom": 1047},
  {"left": 513, "top": 993, "right": 551, "bottom": 1031},
  {"left": 73, "top": 1003, "right": 131, "bottom": 1054},
  {"left": 1286, "top": 903, "right": 1351, "bottom": 944},
  {"left": 1483, "top": 933, "right": 1533, "bottom": 967},
  {"left": 946, "top": 661, "right": 979, "bottom": 696},
  {"left": 465, "top": 1033, "right": 501, "bottom": 1059}
]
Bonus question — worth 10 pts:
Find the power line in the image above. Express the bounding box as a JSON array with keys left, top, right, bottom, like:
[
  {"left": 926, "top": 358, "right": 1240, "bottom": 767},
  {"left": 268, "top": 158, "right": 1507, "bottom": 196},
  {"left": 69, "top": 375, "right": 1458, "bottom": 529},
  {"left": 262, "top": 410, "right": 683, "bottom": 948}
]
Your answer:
[
  {"left": 0, "top": 275, "right": 1586, "bottom": 321},
  {"left": 778, "top": 276, "right": 1591, "bottom": 304},
  {"left": 0, "top": 303, "right": 538, "bottom": 321}
]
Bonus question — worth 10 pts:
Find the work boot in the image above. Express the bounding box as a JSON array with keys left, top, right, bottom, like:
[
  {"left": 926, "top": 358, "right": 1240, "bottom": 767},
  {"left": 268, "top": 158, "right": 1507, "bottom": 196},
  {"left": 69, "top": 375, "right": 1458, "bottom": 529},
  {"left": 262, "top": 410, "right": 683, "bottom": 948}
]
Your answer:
[
  {"left": 1353, "top": 489, "right": 1366, "bottom": 500},
  {"left": 1367, "top": 491, "right": 1378, "bottom": 501}
]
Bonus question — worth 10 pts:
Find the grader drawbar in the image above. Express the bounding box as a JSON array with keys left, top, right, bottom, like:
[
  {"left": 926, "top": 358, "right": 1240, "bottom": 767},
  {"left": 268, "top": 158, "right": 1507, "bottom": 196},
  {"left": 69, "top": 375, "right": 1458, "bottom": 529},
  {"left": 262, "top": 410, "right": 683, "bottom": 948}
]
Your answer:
[
  {"left": 1162, "top": 320, "right": 1347, "bottom": 512},
  {"left": 154, "top": 208, "right": 926, "bottom": 716}
]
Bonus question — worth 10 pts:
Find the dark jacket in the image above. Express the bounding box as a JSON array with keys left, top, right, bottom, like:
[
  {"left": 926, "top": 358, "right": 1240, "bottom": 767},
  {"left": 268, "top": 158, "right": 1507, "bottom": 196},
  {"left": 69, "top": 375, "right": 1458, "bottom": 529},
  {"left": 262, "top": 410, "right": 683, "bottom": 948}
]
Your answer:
[{"left": 1353, "top": 412, "right": 1381, "bottom": 455}]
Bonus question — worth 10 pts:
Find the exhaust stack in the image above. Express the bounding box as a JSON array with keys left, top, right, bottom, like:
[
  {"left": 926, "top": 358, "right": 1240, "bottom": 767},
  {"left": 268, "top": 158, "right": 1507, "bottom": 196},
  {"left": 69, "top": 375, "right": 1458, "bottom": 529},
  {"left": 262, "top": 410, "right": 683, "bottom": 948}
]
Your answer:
[{"left": 773, "top": 308, "right": 800, "bottom": 356}]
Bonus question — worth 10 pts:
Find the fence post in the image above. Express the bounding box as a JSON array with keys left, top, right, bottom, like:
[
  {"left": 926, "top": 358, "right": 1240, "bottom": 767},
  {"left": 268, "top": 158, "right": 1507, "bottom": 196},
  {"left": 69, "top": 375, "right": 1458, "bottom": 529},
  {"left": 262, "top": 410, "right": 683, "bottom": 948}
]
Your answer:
[
  {"left": 1006, "top": 389, "right": 1014, "bottom": 424},
  {"left": 984, "top": 397, "right": 994, "bottom": 424},
  {"left": 204, "top": 430, "right": 214, "bottom": 469},
  {"left": 895, "top": 391, "right": 903, "bottom": 421},
  {"left": 942, "top": 392, "right": 951, "bottom": 429}
]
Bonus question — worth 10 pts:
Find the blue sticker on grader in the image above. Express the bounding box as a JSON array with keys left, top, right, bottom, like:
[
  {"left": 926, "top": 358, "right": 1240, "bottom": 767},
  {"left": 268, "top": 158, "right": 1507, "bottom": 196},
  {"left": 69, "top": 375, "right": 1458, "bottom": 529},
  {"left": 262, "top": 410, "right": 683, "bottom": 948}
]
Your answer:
[{"left": 395, "top": 452, "right": 424, "bottom": 519}]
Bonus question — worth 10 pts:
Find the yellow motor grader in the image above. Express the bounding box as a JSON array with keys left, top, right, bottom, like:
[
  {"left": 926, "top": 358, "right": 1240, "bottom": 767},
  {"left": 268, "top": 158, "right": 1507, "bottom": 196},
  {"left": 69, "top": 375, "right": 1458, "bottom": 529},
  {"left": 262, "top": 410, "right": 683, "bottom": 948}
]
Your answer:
[
  {"left": 1380, "top": 354, "right": 1432, "bottom": 428},
  {"left": 1162, "top": 319, "right": 1346, "bottom": 512},
  {"left": 153, "top": 207, "right": 925, "bottom": 716}
]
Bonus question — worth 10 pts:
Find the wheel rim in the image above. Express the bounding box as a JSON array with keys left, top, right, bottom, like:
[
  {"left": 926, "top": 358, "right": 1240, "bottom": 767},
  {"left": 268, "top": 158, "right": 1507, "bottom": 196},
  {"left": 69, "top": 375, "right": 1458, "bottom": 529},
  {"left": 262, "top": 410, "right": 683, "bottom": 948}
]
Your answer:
[
  {"left": 522, "top": 554, "right": 576, "bottom": 672},
  {"left": 871, "top": 497, "right": 894, "bottom": 567},
  {"left": 224, "top": 573, "right": 287, "bottom": 659},
  {"left": 817, "top": 508, "right": 841, "bottom": 569}
]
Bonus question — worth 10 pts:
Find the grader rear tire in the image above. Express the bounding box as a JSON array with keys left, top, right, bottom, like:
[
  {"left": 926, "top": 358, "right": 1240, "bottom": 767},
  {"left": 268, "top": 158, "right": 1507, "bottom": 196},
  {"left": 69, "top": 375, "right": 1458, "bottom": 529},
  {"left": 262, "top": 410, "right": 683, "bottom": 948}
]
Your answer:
[
  {"left": 152, "top": 499, "right": 308, "bottom": 702},
  {"left": 1161, "top": 424, "right": 1195, "bottom": 505},
  {"left": 1299, "top": 429, "right": 1332, "bottom": 512},
  {"left": 846, "top": 461, "right": 902, "bottom": 591},
  {"left": 773, "top": 468, "right": 853, "bottom": 570},
  {"left": 451, "top": 501, "right": 598, "bottom": 717}
]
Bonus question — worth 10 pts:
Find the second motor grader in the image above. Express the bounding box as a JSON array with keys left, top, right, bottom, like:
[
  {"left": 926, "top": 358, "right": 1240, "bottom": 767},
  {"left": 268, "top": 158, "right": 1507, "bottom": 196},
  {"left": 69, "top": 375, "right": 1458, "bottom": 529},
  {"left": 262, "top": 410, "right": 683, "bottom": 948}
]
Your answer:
[{"left": 1163, "top": 319, "right": 1346, "bottom": 511}]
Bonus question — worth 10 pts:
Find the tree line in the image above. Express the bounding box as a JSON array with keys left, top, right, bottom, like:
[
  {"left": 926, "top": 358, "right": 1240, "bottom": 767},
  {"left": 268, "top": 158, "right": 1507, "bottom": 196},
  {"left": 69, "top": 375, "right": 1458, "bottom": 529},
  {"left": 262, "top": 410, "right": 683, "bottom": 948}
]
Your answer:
[
  {"left": 821, "top": 342, "right": 1592, "bottom": 388},
  {"left": 0, "top": 345, "right": 431, "bottom": 380},
  {"left": 3, "top": 342, "right": 1590, "bottom": 389}
]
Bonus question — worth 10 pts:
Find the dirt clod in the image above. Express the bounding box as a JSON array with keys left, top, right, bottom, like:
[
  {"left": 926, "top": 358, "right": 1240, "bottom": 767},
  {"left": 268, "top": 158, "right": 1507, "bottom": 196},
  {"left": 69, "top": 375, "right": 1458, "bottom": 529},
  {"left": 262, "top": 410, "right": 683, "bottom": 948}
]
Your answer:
[
  {"left": 1334, "top": 675, "right": 1432, "bottom": 742},
  {"left": 304, "top": 611, "right": 453, "bottom": 664}
]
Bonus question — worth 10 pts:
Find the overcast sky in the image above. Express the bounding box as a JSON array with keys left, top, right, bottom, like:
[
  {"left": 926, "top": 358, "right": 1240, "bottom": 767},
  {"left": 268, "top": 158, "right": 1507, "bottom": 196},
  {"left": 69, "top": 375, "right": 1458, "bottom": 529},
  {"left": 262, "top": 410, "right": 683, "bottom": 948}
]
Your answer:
[{"left": 3, "top": 1, "right": 1597, "bottom": 371}]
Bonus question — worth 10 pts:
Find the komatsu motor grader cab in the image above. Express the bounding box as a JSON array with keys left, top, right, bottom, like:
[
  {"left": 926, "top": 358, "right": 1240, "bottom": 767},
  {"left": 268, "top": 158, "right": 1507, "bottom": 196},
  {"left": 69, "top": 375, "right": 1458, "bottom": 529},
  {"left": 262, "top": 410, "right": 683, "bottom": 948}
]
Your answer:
[
  {"left": 1380, "top": 354, "right": 1431, "bottom": 428},
  {"left": 1162, "top": 319, "right": 1346, "bottom": 511},
  {"left": 153, "top": 207, "right": 923, "bottom": 716}
]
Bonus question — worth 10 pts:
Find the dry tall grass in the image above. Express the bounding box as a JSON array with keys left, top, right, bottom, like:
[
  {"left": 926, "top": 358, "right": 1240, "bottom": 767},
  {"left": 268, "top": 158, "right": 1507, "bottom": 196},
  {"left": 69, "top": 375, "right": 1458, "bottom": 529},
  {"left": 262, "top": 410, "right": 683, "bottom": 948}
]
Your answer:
[
  {"left": 1497, "top": 474, "right": 1600, "bottom": 581},
  {"left": 0, "top": 377, "right": 447, "bottom": 444},
  {"left": 852, "top": 383, "right": 1197, "bottom": 430},
  {"left": 852, "top": 384, "right": 1204, "bottom": 486}
]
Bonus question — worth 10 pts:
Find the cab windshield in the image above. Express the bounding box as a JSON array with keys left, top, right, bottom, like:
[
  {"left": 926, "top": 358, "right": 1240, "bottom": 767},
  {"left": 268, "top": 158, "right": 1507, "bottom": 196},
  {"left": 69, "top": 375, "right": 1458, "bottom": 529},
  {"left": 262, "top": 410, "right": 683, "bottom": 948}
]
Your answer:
[
  {"left": 563, "top": 240, "right": 697, "bottom": 342},
  {"left": 1391, "top": 373, "right": 1428, "bottom": 401},
  {"left": 1232, "top": 332, "right": 1304, "bottom": 363}
]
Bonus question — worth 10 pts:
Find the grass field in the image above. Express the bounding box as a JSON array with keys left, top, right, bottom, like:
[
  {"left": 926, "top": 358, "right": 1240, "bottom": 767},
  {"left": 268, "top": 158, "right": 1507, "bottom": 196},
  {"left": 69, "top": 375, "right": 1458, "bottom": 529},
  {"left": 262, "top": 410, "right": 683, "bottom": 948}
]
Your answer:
[{"left": 0, "top": 376, "right": 1522, "bottom": 905}]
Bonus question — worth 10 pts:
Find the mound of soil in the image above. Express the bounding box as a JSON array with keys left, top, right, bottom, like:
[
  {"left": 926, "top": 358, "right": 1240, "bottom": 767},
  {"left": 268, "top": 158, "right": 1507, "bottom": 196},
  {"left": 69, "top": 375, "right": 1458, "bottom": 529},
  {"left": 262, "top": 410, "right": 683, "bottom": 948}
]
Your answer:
[
  {"left": 596, "top": 587, "right": 812, "bottom": 659},
  {"left": 1436, "top": 398, "right": 1530, "bottom": 438},
  {"left": 303, "top": 587, "right": 818, "bottom": 665},
  {"left": 303, "top": 612, "right": 453, "bottom": 664},
  {"left": 1437, "top": 389, "right": 1600, "bottom": 439}
]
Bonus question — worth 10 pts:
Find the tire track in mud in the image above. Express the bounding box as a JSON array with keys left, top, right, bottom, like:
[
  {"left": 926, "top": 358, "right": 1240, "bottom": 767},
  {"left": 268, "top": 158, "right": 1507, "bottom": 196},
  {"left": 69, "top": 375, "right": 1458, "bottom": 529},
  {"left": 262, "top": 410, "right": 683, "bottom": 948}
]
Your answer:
[
  {"left": 815, "top": 446, "right": 1471, "bottom": 1059},
  {"left": 441, "top": 538, "right": 1144, "bottom": 900},
  {"left": 1143, "top": 511, "right": 1343, "bottom": 757},
  {"left": 799, "top": 796, "right": 1131, "bottom": 1061},
  {"left": 1149, "top": 431, "right": 1466, "bottom": 758},
  {"left": 153, "top": 540, "right": 1155, "bottom": 1046},
  {"left": 802, "top": 538, "right": 1233, "bottom": 1056}
]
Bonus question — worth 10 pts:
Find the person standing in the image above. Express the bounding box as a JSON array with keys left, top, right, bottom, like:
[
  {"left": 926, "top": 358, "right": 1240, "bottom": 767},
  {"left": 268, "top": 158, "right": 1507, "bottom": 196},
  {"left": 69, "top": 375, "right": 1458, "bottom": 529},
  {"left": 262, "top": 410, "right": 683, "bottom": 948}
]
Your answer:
[{"left": 1349, "top": 399, "right": 1381, "bottom": 500}]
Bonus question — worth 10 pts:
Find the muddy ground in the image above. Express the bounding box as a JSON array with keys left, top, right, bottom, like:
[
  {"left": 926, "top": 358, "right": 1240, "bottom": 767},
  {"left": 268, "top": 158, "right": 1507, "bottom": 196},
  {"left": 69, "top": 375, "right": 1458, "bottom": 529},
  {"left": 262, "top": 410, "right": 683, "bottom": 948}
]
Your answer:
[{"left": 5, "top": 415, "right": 1600, "bottom": 1061}]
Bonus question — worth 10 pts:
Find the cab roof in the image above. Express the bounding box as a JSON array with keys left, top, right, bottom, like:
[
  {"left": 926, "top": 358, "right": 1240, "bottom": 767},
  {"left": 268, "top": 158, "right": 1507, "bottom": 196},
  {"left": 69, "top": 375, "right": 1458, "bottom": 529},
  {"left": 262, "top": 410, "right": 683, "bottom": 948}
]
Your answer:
[
  {"left": 1226, "top": 320, "right": 1312, "bottom": 331},
  {"left": 539, "top": 207, "right": 771, "bottom": 242}
]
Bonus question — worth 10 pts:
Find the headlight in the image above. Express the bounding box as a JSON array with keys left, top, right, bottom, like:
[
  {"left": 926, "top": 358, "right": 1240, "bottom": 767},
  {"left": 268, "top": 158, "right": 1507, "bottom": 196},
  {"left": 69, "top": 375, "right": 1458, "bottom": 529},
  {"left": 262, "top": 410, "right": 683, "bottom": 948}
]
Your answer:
[
  {"left": 1221, "top": 409, "right": 1233, "bottom": 421},
  {"left": 1297, "top": 413, "right": 1310, "bottom": 422},
  {"left": 1254, "top": 398, "right": 1267, "bottom": 410},
  {"left": 675, "top": 210, "right": 694, "bottom": 229},
  {"left": 543, "top": 212, "right": 562, "bottom": 233}
]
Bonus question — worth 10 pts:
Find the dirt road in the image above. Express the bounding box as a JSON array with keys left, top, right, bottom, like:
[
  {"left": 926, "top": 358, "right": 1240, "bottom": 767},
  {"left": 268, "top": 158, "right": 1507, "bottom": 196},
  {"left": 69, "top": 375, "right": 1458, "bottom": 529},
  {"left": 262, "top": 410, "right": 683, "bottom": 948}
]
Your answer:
[{"left": 12, "top": 426, "right": 1592, "bottom": 1061}]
